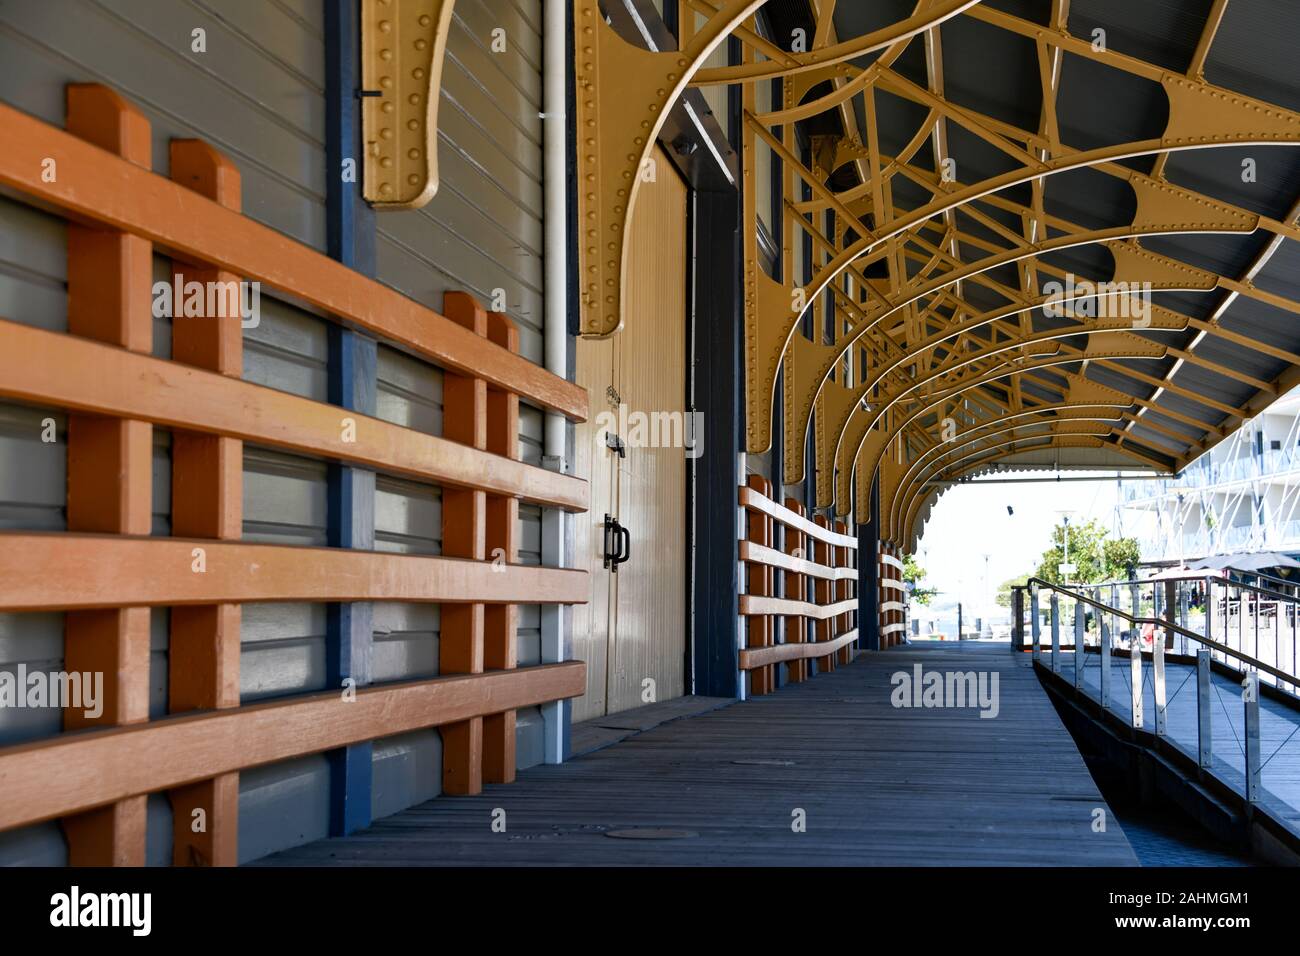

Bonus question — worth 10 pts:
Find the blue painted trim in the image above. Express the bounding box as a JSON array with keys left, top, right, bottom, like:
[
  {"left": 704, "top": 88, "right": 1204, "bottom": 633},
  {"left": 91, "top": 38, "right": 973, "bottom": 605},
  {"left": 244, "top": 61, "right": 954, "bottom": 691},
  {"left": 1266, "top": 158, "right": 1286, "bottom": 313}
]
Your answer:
[
  {"left": 325, "top": 0, "right": 377, "bottom": 836},
  {"left": 859, "top": 477, "right": 880, "bottom": 650},
  {"left": 326, "top": 0, "right": 375, "bottom": 273}
]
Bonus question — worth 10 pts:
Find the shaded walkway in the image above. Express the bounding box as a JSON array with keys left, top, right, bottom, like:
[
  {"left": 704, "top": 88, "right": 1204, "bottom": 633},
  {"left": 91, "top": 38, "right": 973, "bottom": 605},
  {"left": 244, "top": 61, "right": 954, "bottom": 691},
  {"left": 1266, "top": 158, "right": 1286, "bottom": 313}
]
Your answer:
[{"left": 258, "top": 643, "right": 1136, "bottom": 866}]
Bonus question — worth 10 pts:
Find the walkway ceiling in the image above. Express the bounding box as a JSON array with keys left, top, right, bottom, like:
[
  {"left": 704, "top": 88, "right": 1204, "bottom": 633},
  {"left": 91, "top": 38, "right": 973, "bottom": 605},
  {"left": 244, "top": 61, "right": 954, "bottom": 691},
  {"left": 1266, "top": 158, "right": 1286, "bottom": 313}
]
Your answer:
[{"left": 575, "top": 0, "right": 1300, "bottom": 548}]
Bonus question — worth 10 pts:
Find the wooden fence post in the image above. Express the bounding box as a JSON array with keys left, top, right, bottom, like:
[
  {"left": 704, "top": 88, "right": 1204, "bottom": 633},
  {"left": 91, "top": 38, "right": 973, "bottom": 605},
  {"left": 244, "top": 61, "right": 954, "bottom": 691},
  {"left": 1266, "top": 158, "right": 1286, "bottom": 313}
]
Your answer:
[
  {"left": 783, "top": 498, "right": 808, "bottom": 682},
  {"left": 746, "top": 475, "right": 775, "bottom": 694},
  {"left": 166, "top": 137, "right": 244, "bottom": 867},
  {"left": 834, "top": 520, "right": 852, "bottom": 665},
  {"left": 484, "top": 309, "right": 520, "bottom": 784},
  {"left": 814, "top": 515, "right": 833, "bottom": 671},
  {"left": 60, "top": 83, "right": 153, "bottom": 867},
  {"left": 441, "top": 291, "right": 488, "bottom": 794}
]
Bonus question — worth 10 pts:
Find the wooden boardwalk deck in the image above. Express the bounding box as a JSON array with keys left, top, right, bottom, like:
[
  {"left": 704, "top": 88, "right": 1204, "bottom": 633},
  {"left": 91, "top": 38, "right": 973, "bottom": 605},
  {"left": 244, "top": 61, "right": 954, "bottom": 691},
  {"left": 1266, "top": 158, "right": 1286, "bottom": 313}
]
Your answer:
[
  {"left": 1048, "top": 650, "right": 1300, "bottom": 836},
  {"left": 257, "top": 642, "right": 1137, "bottom": 866}
]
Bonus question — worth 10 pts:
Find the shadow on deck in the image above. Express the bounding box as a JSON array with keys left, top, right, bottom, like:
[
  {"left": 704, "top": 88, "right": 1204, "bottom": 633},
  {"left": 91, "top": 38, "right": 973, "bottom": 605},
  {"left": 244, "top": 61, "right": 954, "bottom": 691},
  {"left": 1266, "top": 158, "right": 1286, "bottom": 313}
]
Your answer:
[{"left": 256, "top": 642, "right": 1137, "bottom": 866}]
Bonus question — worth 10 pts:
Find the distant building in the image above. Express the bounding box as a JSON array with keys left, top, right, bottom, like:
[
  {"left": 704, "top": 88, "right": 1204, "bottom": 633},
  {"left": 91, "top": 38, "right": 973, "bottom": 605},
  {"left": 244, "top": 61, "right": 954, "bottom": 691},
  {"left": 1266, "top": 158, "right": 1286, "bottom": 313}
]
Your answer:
[{"left": 1122, "top": 389, "right": 1300, "bottom": 567}]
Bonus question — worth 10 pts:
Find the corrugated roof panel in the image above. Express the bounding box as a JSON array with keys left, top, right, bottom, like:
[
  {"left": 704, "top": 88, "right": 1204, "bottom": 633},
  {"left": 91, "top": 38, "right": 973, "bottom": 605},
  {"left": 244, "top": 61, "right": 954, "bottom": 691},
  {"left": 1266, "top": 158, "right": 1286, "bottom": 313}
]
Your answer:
[
  {"left": 1219, "top": 292, "right": 1300, "bottom": 355},
  {"left": 1169, "top": 359, "right": 1258, "bottom": 411},
  {"left": 1153, "top": 389, "right": 1228, "bottom": 428},
  {"left": 1068, "top": 0, "right": 1215, "bottom": 73},
  {"left": 1056, "top": 54, "right": 1167, "bottom": 153},
  {"left": 1191, "top": 334, "right": 1289, "bottom": 385},
  {"left": 1204, "top": 0, "right": 1300, "bottom": 111}
]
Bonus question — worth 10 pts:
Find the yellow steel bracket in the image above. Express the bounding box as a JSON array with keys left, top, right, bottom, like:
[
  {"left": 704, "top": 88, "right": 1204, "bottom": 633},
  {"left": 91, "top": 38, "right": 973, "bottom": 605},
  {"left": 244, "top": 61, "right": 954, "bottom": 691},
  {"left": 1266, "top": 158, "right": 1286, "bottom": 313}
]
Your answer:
[
  {"left": 361, "top": 0, "right": 455, "bottom": 209},
  {"left": 1162, "top": 74, "right": 1300, "bottom": 146},
  {"left": 574, "top": 0, "right": 765, "bottom": 337}
]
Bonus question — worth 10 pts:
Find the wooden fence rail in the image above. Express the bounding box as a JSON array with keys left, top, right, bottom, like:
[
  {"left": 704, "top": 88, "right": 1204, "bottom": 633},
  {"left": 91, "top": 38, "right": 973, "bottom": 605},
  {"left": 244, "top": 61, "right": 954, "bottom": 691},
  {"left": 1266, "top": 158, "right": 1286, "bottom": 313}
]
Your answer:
[
  {"left": 0, "top": 85, "right": 589, "bottom": 865},
  {"left": 738, "top": 477, "right": 858, "bottom": 693},
  {"left": 880, "top": 547, "right": 906, "bottom": 647}
]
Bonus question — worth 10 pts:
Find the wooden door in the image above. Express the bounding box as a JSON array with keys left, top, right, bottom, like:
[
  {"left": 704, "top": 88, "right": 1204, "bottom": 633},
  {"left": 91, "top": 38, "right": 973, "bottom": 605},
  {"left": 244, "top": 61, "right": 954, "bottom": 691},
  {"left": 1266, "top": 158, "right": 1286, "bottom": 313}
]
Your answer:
[{"left": 572, "top": 145, "right": 688, "bottom": 720}]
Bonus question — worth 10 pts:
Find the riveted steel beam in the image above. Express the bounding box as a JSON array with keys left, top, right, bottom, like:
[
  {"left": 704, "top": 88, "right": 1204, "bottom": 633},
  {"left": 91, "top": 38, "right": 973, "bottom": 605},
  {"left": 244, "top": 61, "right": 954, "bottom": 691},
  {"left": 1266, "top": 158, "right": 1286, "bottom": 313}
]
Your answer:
[
  {"left": 361, "top": 0, "right": 455, "bottom": 209},
  {"left": 573, "top": 0, "right": 765, "bottom": 337}
]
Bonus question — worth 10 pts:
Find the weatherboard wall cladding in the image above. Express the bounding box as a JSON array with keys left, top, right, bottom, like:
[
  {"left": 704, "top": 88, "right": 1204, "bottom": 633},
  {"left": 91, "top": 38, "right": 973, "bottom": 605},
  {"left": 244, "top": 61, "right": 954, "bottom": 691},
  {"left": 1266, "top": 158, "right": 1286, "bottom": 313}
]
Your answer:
[{"left": 0, "top": 0, "right": 553, "bottom": 865}]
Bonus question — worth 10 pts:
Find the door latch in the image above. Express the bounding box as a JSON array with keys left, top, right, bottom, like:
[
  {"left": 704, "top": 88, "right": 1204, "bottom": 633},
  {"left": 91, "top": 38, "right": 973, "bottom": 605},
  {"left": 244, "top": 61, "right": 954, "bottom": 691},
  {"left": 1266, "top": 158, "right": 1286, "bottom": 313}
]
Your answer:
[{"left": 605, "top": 431, "right": 626, "bottom": 458}]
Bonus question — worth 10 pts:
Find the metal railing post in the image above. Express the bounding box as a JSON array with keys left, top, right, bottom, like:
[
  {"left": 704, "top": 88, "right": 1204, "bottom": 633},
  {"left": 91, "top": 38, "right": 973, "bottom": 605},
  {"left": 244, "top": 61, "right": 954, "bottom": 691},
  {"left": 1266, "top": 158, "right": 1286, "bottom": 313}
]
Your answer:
[
  {"left": 1130, "top": 616, "right": 1143, "bottom": 730},
  {"left": 1100, "top": 611, "right": 1111, "bottom": 709},
  {"left": 1030, "top": 585, "right": 1040, "bottom": 663},
  {"left": 1050, "top": 592, "right": 1060, "bottom": 673},
  {"left": 1205, "top": 576, "right": 1214, "bottom": 655},
  {"left": 1011, "top": 586, "right": 1024, "bottom": 654},
  {"left": 1178, "top": 581, "right": 1189, "bottom": 655},
  {"left": 1245, "top": 671, "right": 1261, "bottom": 804},
  {"left": 1197, "top": 648, "right": 1212, "bottom": 768},
  {"left": 1153, "top": 608, "right": 1167, "bottom": 736},
  {"left": 1074, "top": 599, "right": 1085, "bottom": 690}
]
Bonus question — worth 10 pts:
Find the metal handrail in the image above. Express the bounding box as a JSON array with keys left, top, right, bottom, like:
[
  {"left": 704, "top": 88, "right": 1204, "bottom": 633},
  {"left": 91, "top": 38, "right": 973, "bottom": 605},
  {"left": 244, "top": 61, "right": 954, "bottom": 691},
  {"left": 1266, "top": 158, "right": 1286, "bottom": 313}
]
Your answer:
[
  {"left": 1089, "top": 572, "right": 1297, "bottom": 603},
  {"left": 1025, "top": 577, "right": 1296, "bottom": 687},
  {"left": 1013, "top": 577, "right": 1272, "bottom": 811}
]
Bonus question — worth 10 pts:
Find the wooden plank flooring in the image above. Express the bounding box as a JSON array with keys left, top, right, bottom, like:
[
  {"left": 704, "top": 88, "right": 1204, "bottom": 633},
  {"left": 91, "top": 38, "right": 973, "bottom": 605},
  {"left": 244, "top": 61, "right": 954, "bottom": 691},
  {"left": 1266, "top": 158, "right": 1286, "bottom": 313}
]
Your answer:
[
  {"left": 256, "top": 643, "right": 1137, "bottom": 866},
  {"left": 1050, "top": 650, "right": 1300, "bottom": 835},
  {"left": 570, "top": 695, "right": 734, "bottom": 756}
]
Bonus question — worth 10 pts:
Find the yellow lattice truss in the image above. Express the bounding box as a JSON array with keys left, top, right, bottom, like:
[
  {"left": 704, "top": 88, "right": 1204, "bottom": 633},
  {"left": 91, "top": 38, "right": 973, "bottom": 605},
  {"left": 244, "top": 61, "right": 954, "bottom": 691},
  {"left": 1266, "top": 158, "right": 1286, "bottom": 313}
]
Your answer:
[{"left": 574, "top": 0, "right": 1300, "bottom": 549}]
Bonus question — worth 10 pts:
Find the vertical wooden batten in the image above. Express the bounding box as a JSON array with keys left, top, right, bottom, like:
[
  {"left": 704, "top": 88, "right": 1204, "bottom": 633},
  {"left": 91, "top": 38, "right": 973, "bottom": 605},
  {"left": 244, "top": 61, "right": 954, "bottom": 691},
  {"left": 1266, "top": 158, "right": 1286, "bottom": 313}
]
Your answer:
[
  {"left": 783, "top": 498, "right": 808, "bottom": 682},
  {"left": 440, "top": 291, "right": 489, "bottom": 795},
  {"left": 814, "top": 515, "right": 834, "bottom": 672},
  {"left": 484, "top": 311, "right": 520, "bottom": 784},
  {"left": 60, "top": 83, "right": 154, "bottom": 867},
  {"left": 166, "top": 137, "right": 244, "bottom": 867},
  {"left": 746, "top": 475, "right": 775, "bottom": 695},
  {"left": 834, "top": 519, "right": 852, "bottom": 665}
]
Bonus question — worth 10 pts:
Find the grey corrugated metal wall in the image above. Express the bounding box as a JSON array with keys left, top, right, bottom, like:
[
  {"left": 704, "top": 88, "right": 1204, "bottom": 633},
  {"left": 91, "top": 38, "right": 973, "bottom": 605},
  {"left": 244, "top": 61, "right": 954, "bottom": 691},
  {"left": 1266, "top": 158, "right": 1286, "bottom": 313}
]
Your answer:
[{"left": 0, "top": 0, "right": 552, "bottom": 865}]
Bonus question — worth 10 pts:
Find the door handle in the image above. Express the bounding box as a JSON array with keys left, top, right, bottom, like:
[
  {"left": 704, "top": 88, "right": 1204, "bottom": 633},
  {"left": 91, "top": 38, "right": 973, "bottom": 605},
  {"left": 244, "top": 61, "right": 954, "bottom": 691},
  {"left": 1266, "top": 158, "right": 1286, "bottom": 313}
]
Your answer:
[
  {"left": 602, "top": 516, "right": 632, "bottom": 571},
  {"left": 616, "top": 524, "right": 631, "bottom": 567}
]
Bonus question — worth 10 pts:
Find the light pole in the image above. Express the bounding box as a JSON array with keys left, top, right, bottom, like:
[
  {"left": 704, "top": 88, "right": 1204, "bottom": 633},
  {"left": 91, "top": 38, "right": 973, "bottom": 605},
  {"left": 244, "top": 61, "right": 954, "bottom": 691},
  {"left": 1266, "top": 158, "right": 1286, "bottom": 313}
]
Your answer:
[
  {"left": 1063, "top": 515, "right": 1070, "bottom": 571},
  {"left": 1056, "top": 510, "right": 1075, "bottom": 583},
  {"left": 983, "top": 552, "right": 990, "bottom": 607}
]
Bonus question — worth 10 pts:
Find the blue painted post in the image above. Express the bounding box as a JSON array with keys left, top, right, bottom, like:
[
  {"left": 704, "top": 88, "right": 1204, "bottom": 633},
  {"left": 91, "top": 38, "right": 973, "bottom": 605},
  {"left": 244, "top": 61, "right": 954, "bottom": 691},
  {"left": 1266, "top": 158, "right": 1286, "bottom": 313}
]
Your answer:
[
  {"left": 325, "top": 0, "right": 377, "bottom": 836},
  {"left": 858, "top": 476, "right": 880, "bottom": 651}
]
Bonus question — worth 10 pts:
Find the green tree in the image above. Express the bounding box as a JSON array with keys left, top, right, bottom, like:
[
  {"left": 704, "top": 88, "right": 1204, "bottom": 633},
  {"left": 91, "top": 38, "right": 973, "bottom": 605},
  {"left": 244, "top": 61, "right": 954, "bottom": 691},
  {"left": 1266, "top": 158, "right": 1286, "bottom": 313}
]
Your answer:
[
  {"left": 903, "top": 553, "right": 939, "bottom": 606},
  {"left": 1103, "top": 536, "right": 1142, "bottom": 579},
  {"left": 996, "top": 573, "right": 1030, "bottom": 607},
  {"left": 1033, "top": 517, "right": 1142, "bottom": 585}
]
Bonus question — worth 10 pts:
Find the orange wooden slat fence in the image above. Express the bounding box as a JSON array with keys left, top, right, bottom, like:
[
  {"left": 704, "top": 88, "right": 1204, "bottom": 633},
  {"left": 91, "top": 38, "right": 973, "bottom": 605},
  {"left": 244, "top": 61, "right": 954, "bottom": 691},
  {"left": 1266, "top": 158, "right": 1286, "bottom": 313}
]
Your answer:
[
  {"left": 879, "top": 545, "right": 907, "bottom": 646},
  {"left": 737, "top": 480, "right": 859, "bottom": 693},
  {"left": 0, "top": 85, "right": 589, "bottom": 865}
]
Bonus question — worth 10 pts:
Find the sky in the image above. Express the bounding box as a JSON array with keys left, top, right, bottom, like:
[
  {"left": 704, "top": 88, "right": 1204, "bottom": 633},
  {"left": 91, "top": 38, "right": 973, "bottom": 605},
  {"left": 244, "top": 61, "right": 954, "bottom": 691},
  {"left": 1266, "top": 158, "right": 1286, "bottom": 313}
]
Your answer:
[{"left": 912, "top": 473, "right": 1133, "bottom": 615}]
